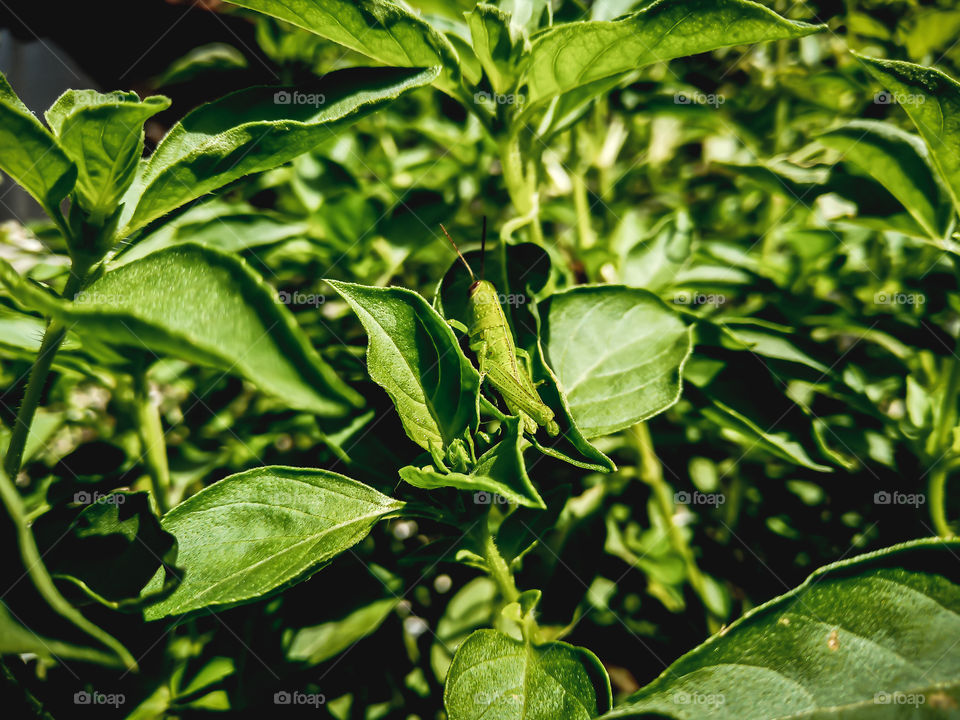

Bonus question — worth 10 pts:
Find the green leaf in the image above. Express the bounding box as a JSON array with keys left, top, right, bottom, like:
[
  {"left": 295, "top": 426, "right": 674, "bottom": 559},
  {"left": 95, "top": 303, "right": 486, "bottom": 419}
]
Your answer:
[
  {"left": 444, "top": 628, "right": 612, "bottom": 720},
  {"left": 111, "top": 200, "right": 310, "bottom": 268},
  {"left": 0, "top": 73, "right": 76, "bottom": 215},
  {"left": 400, "top": 415, "right": 545, "bottom": 508},
  {"left": 468, "top": 4, "right": 527, "bottom": 95},
  {"left": 605, "top": 538, "right": 960, "bottom": 719},
  {"left": 118, "top": 66, "right": 439, "bottom": 237},
  {"left": 858, "top": 55, "right": 960, "bottom": 217},
  {"left": 224, "top": 0, "right": 459, "bottom": 91},
  {"left": 0, "top": 245, "right": 362, "bottom": 417},
  {"left": 818, "top": 119, "right": 949, "bottom": 240},
  {"left": 525, "top": 0, "right": 824, "bottom": 106},
  {"left": 542, "top": 285, "right": 693, "bottom": 438},
  {"left": 155, "top": 43, "right": 248, "bottom": 87},
  {"left": 700, "top": 397, "right": 832, "bottom": 472},
  {"left": 142, "top": 466, "right": 403, "bottom": 619},
  {"left": 44, "top": 90, "right": 170, "bottom": 218},
  {"left": 286, "top": 597, "right": 396, "bottom": 664},
  {"left": 328, "top": 280, "right": 480, "bottom": 466}
]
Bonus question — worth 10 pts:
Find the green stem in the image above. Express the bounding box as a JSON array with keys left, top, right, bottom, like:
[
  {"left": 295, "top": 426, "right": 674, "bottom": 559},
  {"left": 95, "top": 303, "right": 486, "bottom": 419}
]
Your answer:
[
  {"left": 4, "top": 267, "right": 88, "bottom": 478},
  {"left": 499, "top": 135, "right": 544, "bottom": 245},
  {"left": 929, "top": 464, "right": 954, "bottom": 537},
  {"left": 482, "top": 519, "right": 520, "bottom": 604},
  {"left": 134, "top": 371, "right": 170, "bottom": 514},
  {"left": 0, "top": 464, "right": 137, "bottom": 670},
  {"left": 572, "top": 167, "right": 595, "bottom": 251},
  {"left": 632, "top": 422, "right": 721, "bottom": 631}
]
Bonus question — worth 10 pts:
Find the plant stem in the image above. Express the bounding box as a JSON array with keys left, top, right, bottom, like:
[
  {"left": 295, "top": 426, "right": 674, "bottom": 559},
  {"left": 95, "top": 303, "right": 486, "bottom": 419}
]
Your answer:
[
  {"left": 0, "top": 464, "right": 137, "bottom": 670},
  {"left": 482, "top": 518, "right": 520, "bottom": 604},
  {"left": 929, "top": 464, "right": 954, "bottom": 537},
  {"left": 499, "top": 135, "right": 544, "bottom": 245},
  {"left": 631, "top": 422, "right": 722, "bottom": 631},
  {"left": 134, "top": 371, "right": 170, "bottom": 514},
  {"left": 4, "top": 267, "right": 88, "bottom": 478}
]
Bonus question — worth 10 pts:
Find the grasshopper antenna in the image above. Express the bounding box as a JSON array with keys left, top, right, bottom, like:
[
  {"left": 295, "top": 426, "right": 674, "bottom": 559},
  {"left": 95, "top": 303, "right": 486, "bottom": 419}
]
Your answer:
[
  {"left": 480, "top": 216, "right": 487, "bottom": 282},
  {"left": 440, "top": 224, "right": 474, "bottom": 281}
]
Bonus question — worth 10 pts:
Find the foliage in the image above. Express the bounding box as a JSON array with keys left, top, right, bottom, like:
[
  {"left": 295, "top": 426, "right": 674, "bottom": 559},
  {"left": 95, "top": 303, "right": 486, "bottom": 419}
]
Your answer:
[{"left": 1, "top": 0, "right": 960, "bottom": 717}]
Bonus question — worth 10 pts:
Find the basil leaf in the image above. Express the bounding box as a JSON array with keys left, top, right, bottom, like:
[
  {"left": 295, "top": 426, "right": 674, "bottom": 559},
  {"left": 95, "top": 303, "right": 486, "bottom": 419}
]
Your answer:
[
  {"left": 329, "top": 280, "right": 480, "bottom": 466},
  {"left": 143, "top": 466, "right": 403, "bottom": 618}
]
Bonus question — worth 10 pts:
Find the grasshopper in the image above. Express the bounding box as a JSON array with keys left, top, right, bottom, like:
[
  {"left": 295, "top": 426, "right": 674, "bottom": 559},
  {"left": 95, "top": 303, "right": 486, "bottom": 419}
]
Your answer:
[{"left": 441, "top": 220, "right": 560, "bottom": 437}]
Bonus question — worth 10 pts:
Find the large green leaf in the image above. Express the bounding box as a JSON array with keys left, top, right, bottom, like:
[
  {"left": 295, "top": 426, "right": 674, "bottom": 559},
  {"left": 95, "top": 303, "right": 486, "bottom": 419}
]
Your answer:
[
  {"left": 0, "top": 245, "right": 362, "bottom": 417},
  {"left": 818, "top": 120, "right": 949, "bottom": 241},
  {"left": 399, "top": 415, "right": 545, "bottom": 508},
  {"left": 143, "top": 467, "right": 403, "bottom": 619},
  {"left": 444, "top": 628, "right": 612, "bottom": 720},
  {"left": 525, "top": 0, "right": 824, "bottom": 106},
  {"left": 329, "top": 280, "right": 480, "bottom": 466},
  {"left": 224, "top": 0, "right": 459, "bottom": 90},
  {"left": 44, "top": 90, "right": 170, "bottom": 218},
  {"left": 605, "top": 538, "right": 960, "bottom": 719},
  {"left": 858, "top": 55, "right": 960, "bottom": 217},
  {"left": 542, "top": 286, "right": 693, "bottom": 439},
  {"left": 118, "top": 65, "right": 438, "bottom": 237},
  {"left": 0, "top": 73, "right": 76, "bottom": 215}
]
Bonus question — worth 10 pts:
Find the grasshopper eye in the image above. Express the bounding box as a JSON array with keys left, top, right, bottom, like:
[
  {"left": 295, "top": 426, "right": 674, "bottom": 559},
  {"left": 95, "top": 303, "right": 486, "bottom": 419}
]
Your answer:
[{"left": 468, "top": 281, "right": 481, "bottom": 296}]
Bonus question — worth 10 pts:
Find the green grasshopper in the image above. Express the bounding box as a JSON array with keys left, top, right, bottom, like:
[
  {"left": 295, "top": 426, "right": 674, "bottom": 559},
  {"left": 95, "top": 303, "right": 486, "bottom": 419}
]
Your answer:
[{"left": 441, "top": 220, "right": 559, "bottom": 437}]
